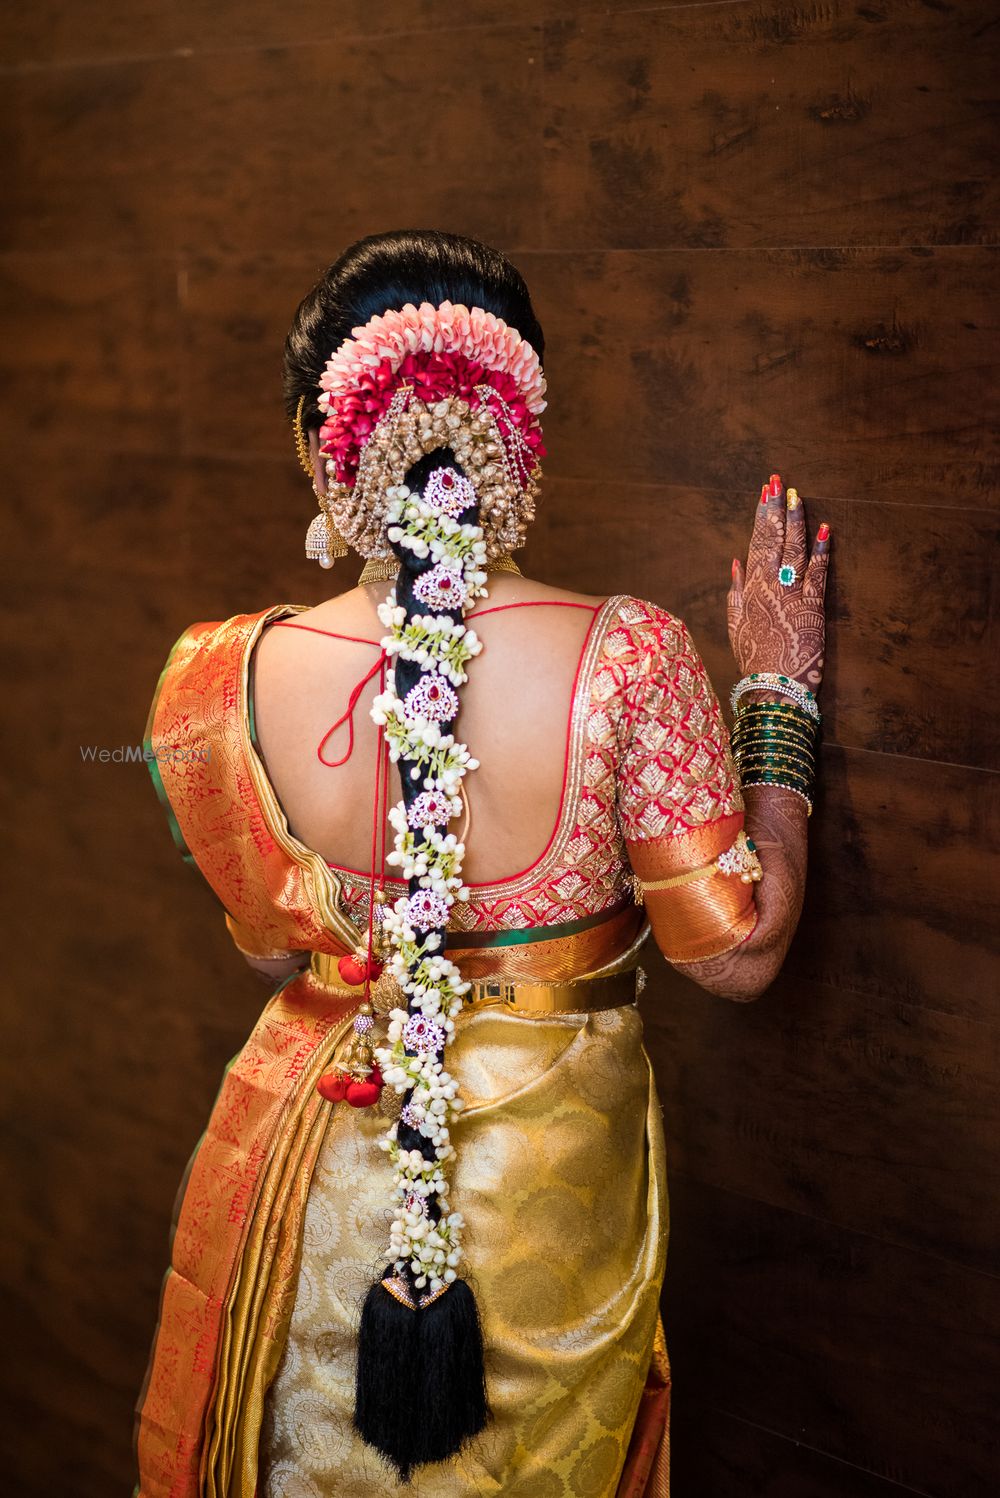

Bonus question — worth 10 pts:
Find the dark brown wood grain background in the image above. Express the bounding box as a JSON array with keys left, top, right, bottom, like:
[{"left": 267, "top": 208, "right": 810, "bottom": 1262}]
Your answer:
[{"left": 1, "top": 3, "right": 997, "bottom": 1494}]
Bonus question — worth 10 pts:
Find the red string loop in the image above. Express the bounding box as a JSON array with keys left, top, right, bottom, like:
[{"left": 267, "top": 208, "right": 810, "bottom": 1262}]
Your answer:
[{"left": 314, "top": 650, "right": 388, "bottom": 767}]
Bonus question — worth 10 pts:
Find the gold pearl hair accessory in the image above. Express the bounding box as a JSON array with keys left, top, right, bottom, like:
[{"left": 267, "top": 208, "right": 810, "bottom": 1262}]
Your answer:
[{"left": 316, "top": 385, "right": 540, "bottom": 562}]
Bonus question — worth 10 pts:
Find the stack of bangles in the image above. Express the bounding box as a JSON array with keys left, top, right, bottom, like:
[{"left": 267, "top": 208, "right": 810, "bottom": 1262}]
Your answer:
[{"left": 729, "top": 672, "right": 820, "bottom": 816}]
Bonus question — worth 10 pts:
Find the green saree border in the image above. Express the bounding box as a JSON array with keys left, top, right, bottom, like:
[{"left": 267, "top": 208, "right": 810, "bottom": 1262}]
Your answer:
[{"left": 444, "top": 902, "right": 632, "bottom": 949}]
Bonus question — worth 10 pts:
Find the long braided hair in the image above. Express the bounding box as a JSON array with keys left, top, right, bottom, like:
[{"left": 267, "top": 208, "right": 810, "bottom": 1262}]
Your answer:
[{"left": 284, "top": 232, "right": 544, "bottom": 1481}]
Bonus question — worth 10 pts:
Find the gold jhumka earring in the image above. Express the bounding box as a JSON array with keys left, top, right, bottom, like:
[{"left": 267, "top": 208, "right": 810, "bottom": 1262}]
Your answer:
[{"left": 294, "top": 393, "right": 349, "bottom": 569}]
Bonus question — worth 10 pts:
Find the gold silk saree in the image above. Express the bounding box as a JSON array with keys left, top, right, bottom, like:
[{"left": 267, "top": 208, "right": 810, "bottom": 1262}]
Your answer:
[{"left": 137, "top": 594, "right": 752, "bottom": 1497}]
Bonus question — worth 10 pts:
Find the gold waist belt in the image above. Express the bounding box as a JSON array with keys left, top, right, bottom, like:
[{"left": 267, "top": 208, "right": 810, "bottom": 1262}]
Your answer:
[
  {"left": 463, "top": 967, "right": 638, "bottom": 1016},
  {"left": 310, "top": 922, "right": 650, "bottom": 1019}
]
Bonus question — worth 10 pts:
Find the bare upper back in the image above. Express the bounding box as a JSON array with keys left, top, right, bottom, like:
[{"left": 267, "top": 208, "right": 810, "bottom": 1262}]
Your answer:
[{"left": 251, "top": 572, "right": 610, "bottom": 885}]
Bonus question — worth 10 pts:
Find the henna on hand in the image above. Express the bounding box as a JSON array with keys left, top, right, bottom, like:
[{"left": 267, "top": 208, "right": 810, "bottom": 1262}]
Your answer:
[
  {"left": 728, "top": 475, "right": 830, "bottom": 694},
  {"left": 674, "top": 475, "right": 832, "bottom": 1001}
]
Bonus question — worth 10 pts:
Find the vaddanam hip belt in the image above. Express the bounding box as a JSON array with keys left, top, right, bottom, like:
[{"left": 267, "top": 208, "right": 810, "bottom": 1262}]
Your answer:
[{"left": 309, "top": 916, "right": 651, "bottom": 1018}]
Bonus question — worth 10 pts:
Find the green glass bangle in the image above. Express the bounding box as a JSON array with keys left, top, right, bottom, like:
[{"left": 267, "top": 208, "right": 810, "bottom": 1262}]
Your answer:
[
  {"left": 733, "top": 743, "right": 816, "bottom": 763},
  {"left": 736, "top": 746, "right": 815, "bottom": 766},
  {"left": 733, "top": 706, "right": 817, "bottom": 726},
  {"left": 739, "top": 749, "right": 814, "bottom": 772},
  {"left": 740, "top": 766, "right": 814, "bottom": 789},
  {"left": 736, "top": 765, "right": 814, "bottom": 788},
  {"left": 733, "top": 711, "right": 818, "bottom": 737},
  {"left": 733, "top": 749, "right": 814, "bottom": 772},
  {"left": 732, "top": 734, "right": 816, "bottom": 756},
  {"left": 734, "top": 726, "right": 817, "bottom": 750},
  {"left": 738, "top": 768, "right": 814, "bottom": 793},
  {"left": 730, "top": 725, "right": 814, "bottom": 749}
]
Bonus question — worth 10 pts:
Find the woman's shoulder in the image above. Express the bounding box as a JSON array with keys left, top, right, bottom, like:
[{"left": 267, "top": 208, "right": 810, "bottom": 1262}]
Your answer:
[
  {"left": 158, "top": 602, "right": 304, "bottom": 659},
  {"left": 605, "top": 593, "right": 693, "bottom": 657}
]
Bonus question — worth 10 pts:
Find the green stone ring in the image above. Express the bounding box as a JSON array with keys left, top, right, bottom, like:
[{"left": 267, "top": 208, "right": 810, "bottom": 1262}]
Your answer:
[{"left": 778, "top": 563, "right": 797, "bottom": 587}]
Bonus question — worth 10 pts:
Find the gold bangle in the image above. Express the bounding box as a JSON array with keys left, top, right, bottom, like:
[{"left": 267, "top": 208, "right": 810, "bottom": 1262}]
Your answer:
[{"left": 636, "top": 829, "right": 763, "bottom": 892}]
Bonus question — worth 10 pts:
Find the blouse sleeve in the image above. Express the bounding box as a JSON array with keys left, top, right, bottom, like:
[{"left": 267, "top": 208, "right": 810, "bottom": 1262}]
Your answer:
[{"left": 615, "top": 607, "right": 758, "bottom": 963}]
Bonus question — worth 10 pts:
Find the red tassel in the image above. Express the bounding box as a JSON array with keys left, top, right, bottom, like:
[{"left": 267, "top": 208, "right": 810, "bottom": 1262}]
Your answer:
[
  {"left": 347, "top": 1065, "right": 384, "bottom": 1109},
  {"left": 317, "top": 1070, "right": 350, "bottom": 1102},
  {"left": 338, "top": 953, "right": 384, "bottom": 987},
  {"left": 347, "top": 1079, "right": 382, "bottom": 1108}
]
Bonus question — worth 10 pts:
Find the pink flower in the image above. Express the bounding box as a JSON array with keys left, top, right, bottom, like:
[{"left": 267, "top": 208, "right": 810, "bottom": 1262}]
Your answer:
[
  {"left": 319, "top": 301, "right": 546, "bottom": 415},
  {"left": 318, "top": 346, "right": 546, "bottom": 487}
]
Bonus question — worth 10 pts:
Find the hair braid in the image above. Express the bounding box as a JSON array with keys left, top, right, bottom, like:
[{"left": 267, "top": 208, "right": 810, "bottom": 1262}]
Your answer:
[{"left": 355, "top": 448, "right": 489, "bottom": 1479}]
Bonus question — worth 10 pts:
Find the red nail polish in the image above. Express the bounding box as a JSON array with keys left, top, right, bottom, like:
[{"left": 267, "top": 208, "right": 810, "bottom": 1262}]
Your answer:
[
  {"left": 732, "top": 558, "right": 739, "bottom": 577},
  {"left": 768, "top": 476, "right": 782, "bottom": 498},
  {"left": 769, "top": 472, "right": 782, "bottom": 485},
  {"left": 759, "top": 485, "right": 769, "bottom": 505},
  {"left": 817, "top": 523, "right": 830, "bottom": 541}
]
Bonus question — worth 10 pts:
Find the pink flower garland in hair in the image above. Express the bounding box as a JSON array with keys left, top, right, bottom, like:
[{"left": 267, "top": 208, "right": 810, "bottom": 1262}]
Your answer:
[{"left": 317, "top": 301, "right": 547, "bottom": 488}]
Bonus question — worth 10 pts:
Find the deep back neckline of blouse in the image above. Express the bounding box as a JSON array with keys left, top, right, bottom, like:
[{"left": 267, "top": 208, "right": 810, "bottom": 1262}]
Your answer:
[{"left": 246, "top": 593, "right": 628, "bottom": 903}]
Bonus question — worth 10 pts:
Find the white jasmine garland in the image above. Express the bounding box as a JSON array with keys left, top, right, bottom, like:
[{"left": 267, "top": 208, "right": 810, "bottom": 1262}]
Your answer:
[{"left": 369, "top": 469, "right": 489, "bottom": 1296}]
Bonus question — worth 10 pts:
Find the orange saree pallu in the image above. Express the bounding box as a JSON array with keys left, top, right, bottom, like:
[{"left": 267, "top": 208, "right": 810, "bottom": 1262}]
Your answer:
[{"left": 138, "top": 595, "right": 753, "bottom": 1496}]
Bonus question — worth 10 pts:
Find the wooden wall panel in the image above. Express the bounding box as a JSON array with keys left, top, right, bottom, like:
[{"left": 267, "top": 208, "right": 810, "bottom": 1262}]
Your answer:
[
  {"left": 0, "top": 1, "right": 541, "bottom": 69},
  {"left": 663, "top": 1176, "right": 1000, "bottom": 1497},
  {"left": 530, "top": 477, "right": 1000, "bottom": 769},
  {"left": 543, "top": 1, "right": 999, "bottom": 249},
  {"left": 1, "top": 4, "right": 996, "bottom": 1496},
  {"left": 644, "top": 969, "right": 1000, "bottom": 1273},
  {"left": 0, "top": 253, "right": 182, "bottom": 451},
  {"left": 179, "top": 255, "right": 332, "bottom": 459},
  {"left": 520, "top": 248, "right": 999, "bottom": 508},
  {"left": 670, "top": 1405, "right": 934, "bottom": 1498},
  {"left": 0, "top": 27, "right": 545, "bottom": 258}
]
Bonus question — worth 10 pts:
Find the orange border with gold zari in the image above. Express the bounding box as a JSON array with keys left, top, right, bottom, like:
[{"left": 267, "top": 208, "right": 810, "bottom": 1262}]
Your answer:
[
  {"left": 134, "top": 968, "right": 359, "bottom": 1498},
  {"left": 144, "top": 605, "right": 359, "bottom": 958},
  {"left": 626, "top": 812, "right": 758, "bottom": 962}
]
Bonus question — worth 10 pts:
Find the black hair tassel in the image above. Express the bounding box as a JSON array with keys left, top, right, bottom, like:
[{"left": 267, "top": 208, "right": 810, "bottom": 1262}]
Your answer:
[{"left": 355, "top": 1272, "right": 488, "bottom": 1483}]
